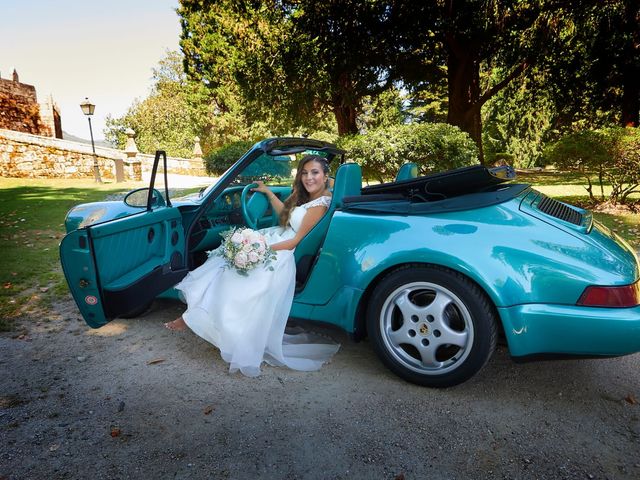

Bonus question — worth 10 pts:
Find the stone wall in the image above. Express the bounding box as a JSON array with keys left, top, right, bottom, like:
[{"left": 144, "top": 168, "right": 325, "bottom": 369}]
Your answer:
[
  {"left": 0, "top": 129, "right": 138, "bottom": 180},
  {"left": 0, "top": 77, "right": 42, "bottom": 136},
  {"left": 0, "top": 71, "right": 62, "bottom": 138},
  {"left": 39, "top": 95, "right": 63, "bottom": 139},
  {"left": 0, "top": 128, "right": 207, "bottom": 181},
  {"left": 138, "top": 153, "right": 207, "bottom": 176}
]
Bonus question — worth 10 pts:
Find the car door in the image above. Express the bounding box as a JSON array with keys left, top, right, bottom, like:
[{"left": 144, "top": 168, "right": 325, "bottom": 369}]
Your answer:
[
  {"left": 60, "top": 151, "right": 189, "bottom": 328},
  {"left": 60, "top": 204, "right": 188, "bottom": 328}
]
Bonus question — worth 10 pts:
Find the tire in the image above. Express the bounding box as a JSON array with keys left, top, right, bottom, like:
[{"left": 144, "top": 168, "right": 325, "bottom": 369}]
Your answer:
[{"left": 366, "top": 265, "right": 497, "bottom": 388}]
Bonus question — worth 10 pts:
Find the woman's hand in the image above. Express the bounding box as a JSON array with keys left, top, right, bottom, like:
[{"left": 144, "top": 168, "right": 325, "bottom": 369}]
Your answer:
[
  {"left": 252, "top": 180, "right": 284, "bottom": 216},
  {"left": 252, "top": 181, "right": 271, "bottom": 194}
]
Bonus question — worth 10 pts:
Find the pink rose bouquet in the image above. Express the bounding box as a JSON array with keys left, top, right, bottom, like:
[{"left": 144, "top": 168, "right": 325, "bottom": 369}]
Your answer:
[{"left": 212, "top": 227, "right": 276, "bottom": 275}]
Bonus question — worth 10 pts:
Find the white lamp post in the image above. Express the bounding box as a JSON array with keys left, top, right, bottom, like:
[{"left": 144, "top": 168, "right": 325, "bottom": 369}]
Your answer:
[{"left": 80, "top": 97, "right": 102, "bottom": 183}]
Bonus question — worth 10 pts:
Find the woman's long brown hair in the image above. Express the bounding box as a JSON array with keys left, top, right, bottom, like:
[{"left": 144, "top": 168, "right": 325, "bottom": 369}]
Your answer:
[{"left": 279, "top": 154, "right": 330, "bottom": 227}]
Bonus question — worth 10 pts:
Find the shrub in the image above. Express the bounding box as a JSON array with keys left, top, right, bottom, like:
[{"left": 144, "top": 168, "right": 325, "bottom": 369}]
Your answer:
[
  {"left": 338, "top": 123, "right": 479, "bottom": 182},
  {"left": 204, "top": 140, "right": 255, "bottom": 176},
  {"left": 544, "top": 127, "right": 640, "bottom": 204}
]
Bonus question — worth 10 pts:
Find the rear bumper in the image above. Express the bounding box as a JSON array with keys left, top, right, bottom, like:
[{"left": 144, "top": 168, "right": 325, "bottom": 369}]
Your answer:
[{"left": 498, "top": 303, "right": 640, "bottom": 358}]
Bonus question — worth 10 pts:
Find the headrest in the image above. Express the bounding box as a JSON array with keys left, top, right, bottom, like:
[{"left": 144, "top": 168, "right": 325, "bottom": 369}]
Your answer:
[{"left": 331, "top": 163, "right": 362, "bottom": 206}]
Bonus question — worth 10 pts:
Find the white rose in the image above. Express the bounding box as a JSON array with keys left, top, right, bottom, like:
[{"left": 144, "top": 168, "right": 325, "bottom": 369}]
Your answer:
[
  {"left": 248, "top": 251, "right": 259, "bottom": 263},
  {"left": 242, "top": 243, "right": 253, "bottom": 253},
  {"left": 249, "top": 231, "right": 262, "bottom": 243},
  {"left": 241, "top": 229, "right": 253, "bottom": 239},
  {"left": 235, "top": 251, "right": 248, "bottom": 268},
  {"left": 231, "top": 231, "right": 243, "bottom": 244}
]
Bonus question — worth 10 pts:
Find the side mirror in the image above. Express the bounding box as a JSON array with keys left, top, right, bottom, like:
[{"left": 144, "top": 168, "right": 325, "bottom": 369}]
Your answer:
[{"left": 124, "top": 188, "right": 166, "bottom": 208}]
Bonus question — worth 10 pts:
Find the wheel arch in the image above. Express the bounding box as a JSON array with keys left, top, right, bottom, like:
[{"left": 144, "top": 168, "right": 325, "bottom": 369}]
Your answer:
[{"left": 353, "top": 262, "right": 503, "bottom": 342}]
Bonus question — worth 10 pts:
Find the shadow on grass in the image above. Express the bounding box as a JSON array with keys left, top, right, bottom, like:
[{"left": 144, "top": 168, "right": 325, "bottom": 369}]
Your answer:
[{"left": 0, "top": 184, "right": 130, "bottom": 329}]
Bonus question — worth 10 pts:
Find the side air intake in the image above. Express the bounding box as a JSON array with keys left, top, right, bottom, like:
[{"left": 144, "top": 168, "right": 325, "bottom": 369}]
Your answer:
[{"left": 537, "top": 195, "right": 583, "bottom": 225}]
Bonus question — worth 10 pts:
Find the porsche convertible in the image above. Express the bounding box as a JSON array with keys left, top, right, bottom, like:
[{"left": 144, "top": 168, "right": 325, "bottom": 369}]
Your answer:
[{"left": 60, "top": 137, "right": 640, "bottom": 387}]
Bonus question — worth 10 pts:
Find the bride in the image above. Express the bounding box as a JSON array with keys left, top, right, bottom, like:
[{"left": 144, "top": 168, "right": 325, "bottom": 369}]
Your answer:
[{"left": 165, "top": 155, "right": 340, "bottom": 376}]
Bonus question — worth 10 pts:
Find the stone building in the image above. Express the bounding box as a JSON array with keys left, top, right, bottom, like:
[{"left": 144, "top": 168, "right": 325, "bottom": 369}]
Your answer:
[{"left": 0, "top": 69, "right": 62, "bottom": 138}]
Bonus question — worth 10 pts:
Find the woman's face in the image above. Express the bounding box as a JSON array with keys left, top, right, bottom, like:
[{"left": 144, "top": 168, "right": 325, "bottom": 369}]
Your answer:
[{"left": 299, "top": 160, "right": 327, "bottom": 197}]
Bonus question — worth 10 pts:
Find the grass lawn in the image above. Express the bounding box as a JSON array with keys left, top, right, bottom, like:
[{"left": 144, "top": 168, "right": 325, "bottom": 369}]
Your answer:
[
  {"left": 0, "top": 178, "right": 144, "bottom": 329},
  {"left": 0, "top": 172, "right": 638, "bottom": 331}
]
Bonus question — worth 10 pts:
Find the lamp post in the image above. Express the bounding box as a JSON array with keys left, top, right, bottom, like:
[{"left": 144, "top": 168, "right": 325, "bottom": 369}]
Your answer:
[{"left": 80, "top": 97, "right": 102, "bottom": 183}]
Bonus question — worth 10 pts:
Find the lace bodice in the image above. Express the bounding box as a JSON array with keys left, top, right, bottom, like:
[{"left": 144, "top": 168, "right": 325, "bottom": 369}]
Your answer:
[
  {"left": 301, "top": 195, "right": 332, "bottom": 210},
  {"left": 289, "top": 195, "right": 332, "bottom": 232}
]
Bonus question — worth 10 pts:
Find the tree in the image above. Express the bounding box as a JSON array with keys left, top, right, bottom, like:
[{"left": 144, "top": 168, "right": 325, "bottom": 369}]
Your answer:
[
  {"left": 388, "top": 1, "right": 581, "bottom": 163},
  {"left": 105, "top": 50, "right": 279, "bottom": 156},
  {"left": 170, "top": 0, "right": 639, "bottom": 170},
  {"left": 178, "top": 0, "right": 396, "bottom": 136},
  {"left": 545, "top": 127, "right": 640, "bottom": 204},
  {"left": 358, "top": 88, "right": 409, "bottom": 132},
  {"left": 544, "top": 1, "right": 640, "bottom": 129},
  {"left": 482, "top": 69, "right": 555, "bottom": 168},
  {"left": 339, "top": 123, "right": 478, "bottom": 182},
  {"left": 105, "top": 51, "right": 208, "bottom": 157}
]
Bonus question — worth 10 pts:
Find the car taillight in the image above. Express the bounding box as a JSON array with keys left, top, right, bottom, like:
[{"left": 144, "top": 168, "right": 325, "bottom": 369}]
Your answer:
[{"left": 577, "top": 279, "right": 640, "bottom": 307}]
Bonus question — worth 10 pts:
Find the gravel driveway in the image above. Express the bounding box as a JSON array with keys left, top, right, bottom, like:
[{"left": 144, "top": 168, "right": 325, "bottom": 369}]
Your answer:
[{"left": 1, "top": 297, "right": 639, "bottom": 480}]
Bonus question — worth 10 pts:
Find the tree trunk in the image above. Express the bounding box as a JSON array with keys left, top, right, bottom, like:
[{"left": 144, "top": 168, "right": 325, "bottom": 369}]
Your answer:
[
  {"left": 621, "top": 0, "right": 640, "bottom": 127},
  {"left": 445, "top": 37, "right": 485, "bottom": 164},
  {"left": 332, "top": 102, "right": 358, "bottom": 136},
  {"left": 332, "top": 72, "right": 359, "bottom": 136}
]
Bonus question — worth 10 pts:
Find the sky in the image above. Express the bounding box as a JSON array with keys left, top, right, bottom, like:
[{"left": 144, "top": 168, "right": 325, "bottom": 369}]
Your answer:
[{"left": 1, "top": 0, "right": 180, "bottom": 141}]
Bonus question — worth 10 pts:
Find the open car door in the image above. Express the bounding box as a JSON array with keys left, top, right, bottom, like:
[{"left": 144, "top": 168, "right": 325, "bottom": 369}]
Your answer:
[{"left": 60, "top": 152, "right": 188, "bottom": 328}]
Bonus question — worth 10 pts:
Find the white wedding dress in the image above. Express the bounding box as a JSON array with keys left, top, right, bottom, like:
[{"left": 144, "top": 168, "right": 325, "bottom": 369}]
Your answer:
[{"left": 175, "top": 195, "right": 339, "bottom": 377}]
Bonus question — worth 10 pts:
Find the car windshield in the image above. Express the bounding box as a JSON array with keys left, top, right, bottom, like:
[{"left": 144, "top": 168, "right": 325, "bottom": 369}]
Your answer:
[
  {"left": 230, "top": 152, "right": 298, "bottom": 185},
  {"left": 196, "top": 149, "right": 333, "bottom": 199}
]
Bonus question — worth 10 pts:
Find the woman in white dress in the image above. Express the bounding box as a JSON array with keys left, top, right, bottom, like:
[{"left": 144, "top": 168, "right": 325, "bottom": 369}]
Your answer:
[{"left": 165, "top": 155, "right": 340, "bottom": 376}]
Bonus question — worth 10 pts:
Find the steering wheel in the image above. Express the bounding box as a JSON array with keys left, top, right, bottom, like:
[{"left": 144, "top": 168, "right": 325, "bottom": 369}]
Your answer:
[{"left": 241, "top": 183, "right": 269, "bottom": 230}]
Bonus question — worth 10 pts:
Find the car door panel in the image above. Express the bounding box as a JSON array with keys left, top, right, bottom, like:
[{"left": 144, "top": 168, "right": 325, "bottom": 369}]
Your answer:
[
  {"left": 60, "top": 207, "right": 187, "bottom": 328},
  {"left": 90, "top": 208, "right": 181, "bottom": 289},
  {"left": 60, "top": 229, "right": 106, "bottom": 328}
]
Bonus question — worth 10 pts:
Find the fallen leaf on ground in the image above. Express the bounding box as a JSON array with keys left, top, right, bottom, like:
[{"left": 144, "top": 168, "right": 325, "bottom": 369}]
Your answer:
[
  {"left": 49, "top": 443, "right": 60, "bottom": 451},
  {"left": 40, "top": 287, "right": 49, "bottom": 293},
  {"left": 110, "top": 427, "right": 121, "bottom": 437},
  {"left": 147, "top": 358, "right": 165, "bottom": 365},
  {"left": 625, "top": 394, "right": 637, "bottom": 405},
  {"left": 0, "top": 395, "right": 23, "bottom": 408},
  {"left": 3, "top": 282, "right": 12, "bottom": 289},
  {"left": 203, "top": 405, "right": 215, "bottom": 415}
]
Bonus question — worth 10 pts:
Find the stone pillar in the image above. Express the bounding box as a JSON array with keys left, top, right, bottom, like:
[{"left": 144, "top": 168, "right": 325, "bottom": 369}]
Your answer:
[
  {"left": 193, "top": 136, "right": 203, "bottom": 159},
  {"left": 122, "top": 128, "right": 140, "bottom": 182},
  {"left": 192, "top": 136, "right": 205, "bottom": 175}
]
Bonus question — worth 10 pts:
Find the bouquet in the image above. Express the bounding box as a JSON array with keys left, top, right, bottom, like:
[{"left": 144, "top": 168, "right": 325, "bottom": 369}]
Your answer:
[{"left": 212, "top": 227, "right": 277, "bottom": 275}]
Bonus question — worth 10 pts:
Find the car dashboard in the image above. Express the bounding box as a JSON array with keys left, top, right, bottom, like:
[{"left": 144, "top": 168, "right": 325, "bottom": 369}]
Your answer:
[{"left": 182, "top": 186, "right": 246, "bottom": 252}]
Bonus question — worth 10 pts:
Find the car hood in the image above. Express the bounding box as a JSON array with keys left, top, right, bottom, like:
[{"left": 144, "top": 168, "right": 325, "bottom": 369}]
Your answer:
[{"left": 64, "top": 198, "right": 198, "bottom": 233}]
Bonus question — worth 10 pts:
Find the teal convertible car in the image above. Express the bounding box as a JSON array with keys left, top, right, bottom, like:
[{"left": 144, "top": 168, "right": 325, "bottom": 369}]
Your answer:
[{"left": 60, "top": 137, "right": 640, "bottom": 387}]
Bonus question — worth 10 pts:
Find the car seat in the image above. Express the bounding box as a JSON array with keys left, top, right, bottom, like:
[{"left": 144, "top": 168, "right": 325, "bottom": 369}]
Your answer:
[
  {"left": 294, "top": 162, "right": 362, "bottom": 288},
  {"left": 395, "top": 162, "right": 419, "bottom": 181}
]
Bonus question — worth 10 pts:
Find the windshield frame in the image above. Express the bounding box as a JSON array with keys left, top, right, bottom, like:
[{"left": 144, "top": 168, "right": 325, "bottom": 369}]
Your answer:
[{"left": 193, "top": 138, "right": 344, "bottom": 203}]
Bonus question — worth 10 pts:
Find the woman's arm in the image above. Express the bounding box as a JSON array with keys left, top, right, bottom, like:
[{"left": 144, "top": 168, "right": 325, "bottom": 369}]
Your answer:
[
  {"left": 252, "top": 181, "right": 284, "bottom": 216},
  {"left": 270, "top": 205, "right": 327, "bottom": 251}
]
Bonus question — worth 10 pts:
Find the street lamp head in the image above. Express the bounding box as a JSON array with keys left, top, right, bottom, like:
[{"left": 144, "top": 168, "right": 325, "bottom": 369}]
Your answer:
[{"left": 80, "top": 97, "right": 95, "bottom": 116}]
